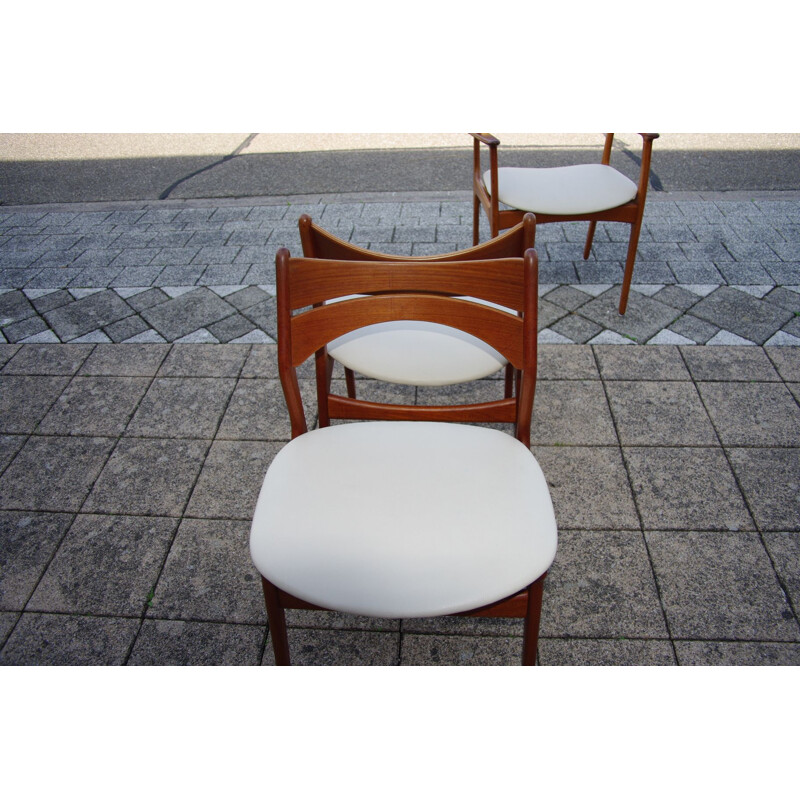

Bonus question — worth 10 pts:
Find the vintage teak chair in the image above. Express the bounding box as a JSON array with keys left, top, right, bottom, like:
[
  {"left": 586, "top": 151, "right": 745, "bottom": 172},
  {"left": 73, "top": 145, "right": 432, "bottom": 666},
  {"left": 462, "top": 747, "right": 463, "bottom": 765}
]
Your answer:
[
  {"left": 249, "top": 247, "right": 558, "bottom": 665},
  {"left": 298, "top": 212, "right": 536, "bottom": 415},
  {"left": 471, "top": 133, "right": 659, "bottom": 314}
]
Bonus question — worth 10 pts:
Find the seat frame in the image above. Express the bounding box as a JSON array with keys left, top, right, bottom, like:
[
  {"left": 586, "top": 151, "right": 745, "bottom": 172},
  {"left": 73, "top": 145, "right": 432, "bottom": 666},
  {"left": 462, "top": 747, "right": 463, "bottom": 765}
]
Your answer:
[
  {"left": 471, "top": 132, "right": 659, "bottom": 314},
  {"left": 259, "top": 247, "right": 549, "bottom": 665},
  {"left": 298, "top": 212, "right": 536, "bottom": 412}
]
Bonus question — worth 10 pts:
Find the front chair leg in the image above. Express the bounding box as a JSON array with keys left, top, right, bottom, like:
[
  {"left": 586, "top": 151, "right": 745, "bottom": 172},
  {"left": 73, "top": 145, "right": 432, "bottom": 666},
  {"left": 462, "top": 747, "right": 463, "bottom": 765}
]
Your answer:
[
  {"left": 583, "top": 220, "right": 597, "bottom": 260},
  {"left": 618, "top": 217, "right": 645, "bottom": 315},
  {"left": 521, "top": 573, "right": 546, "bottom": 666},
  {"left": 261, "top": 577, "right": 291, "bottom": 665},
  {"left": 345, "top": 367, "right": 357, "bottom": 399}
]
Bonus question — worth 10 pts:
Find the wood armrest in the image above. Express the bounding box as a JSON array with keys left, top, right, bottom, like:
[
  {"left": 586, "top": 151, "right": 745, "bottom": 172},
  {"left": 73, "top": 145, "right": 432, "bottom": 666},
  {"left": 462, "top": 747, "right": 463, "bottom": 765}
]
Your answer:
[{"left": 469, "top": 133, "right": 500, "bottom": 147}]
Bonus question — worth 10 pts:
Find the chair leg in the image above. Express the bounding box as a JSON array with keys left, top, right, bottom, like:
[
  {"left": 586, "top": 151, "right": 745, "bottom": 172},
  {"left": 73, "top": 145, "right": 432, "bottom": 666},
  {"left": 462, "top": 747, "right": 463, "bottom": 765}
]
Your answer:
[
  {"left": 473, "top": 193, "right": 481, "bottom": 246},
  {"left": 503, "top": 364, "right": 515, "bottom": 399},
  {"left": 345, "top": 367, "right": 357, "bottom": 399},
  {"left": 618, "top": 218, "right": 645, "bottom": 315},
  {"left": 583, "top": 220, "right": 597, "bottom": 260},
  {"left": 261, "top": 577, "right": 291, "bottom": 665},
  {"left": 521, "top": 573, "right": 546, "bottom": 666}
]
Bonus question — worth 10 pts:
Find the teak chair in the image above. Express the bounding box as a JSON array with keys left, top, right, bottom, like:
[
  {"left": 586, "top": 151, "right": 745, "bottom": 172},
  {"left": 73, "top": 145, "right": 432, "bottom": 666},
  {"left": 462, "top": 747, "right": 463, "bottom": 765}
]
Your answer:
[
  {"left": 249, "top": 247, "right": 558, "bottom": 666},
  {"left": 298, "top": 213, "right": 536, "bottom": 414},
  {"left": 471, "top": 133, "right": 659, "bottom": 314}
]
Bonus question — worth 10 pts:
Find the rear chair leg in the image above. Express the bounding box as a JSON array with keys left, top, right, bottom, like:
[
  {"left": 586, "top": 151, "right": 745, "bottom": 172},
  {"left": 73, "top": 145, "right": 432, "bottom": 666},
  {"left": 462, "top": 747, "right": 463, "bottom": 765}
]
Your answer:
[{"left": 521, "top": 573, "right": 546, "bottom": 666}]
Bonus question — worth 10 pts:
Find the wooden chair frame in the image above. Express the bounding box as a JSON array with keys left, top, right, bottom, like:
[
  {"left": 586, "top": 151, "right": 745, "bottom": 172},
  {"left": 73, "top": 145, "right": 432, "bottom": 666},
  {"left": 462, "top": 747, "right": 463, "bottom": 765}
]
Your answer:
[
  {"left": 471, "top": 132, "right": 659, "bottom": 314},
  {"left": 298, "top": 212, "right": 536, "bottom": 411},
  {"left": 261, "top": 247, "right": 548, "bottom": 665}
]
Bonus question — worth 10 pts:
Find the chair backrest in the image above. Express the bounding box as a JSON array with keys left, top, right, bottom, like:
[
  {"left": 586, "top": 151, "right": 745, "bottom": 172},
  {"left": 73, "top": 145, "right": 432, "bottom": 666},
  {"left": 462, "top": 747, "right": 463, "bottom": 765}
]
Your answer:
[
  {"left": 298, "top": 212, "right": 536, "bottom": 261},
  {"left": 276, "top": 248, "right": 540, "bottom": 447}
]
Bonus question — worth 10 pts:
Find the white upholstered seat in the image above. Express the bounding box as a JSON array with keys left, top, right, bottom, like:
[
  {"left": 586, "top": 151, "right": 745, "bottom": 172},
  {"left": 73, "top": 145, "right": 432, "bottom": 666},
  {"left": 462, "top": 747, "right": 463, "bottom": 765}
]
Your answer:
[
  {"left": 484, "top": 164, "right": 638, "bottom": 216},
  {"left": 250, "top": 421, "right": 557, "bottom": 618}
]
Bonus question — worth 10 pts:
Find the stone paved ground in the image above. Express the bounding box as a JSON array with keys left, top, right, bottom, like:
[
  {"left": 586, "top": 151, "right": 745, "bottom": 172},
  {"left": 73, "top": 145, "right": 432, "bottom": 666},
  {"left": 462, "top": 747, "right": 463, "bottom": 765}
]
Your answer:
[
  {"left": 1, "top": 191, "right": 800, "bottom": 666},
  {"left": 2, "top": 192, "right": 799, "bottom": 347}
]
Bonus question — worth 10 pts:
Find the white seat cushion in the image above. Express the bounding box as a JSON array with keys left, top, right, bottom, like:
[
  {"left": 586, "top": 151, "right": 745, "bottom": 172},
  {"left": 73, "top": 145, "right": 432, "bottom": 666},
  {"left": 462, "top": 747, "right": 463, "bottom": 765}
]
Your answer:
[
  {"left": 484, "top": 163, "right": 638, "bottom": 215},
  {"left": 250, "top": 421, "right": 557, "bottom": 618},
  {"left": 326, "top": 296, "right": 509, "bottom": 385}
]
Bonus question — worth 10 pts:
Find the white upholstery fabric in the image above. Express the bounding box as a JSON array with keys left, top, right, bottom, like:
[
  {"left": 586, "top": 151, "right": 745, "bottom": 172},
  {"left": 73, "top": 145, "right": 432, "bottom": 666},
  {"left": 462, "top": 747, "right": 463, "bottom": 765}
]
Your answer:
[
  {"left": 326, "top": 296, "right": 509, "bottom": 385},
  {"left": 484, "top": 163, "right": 638, "bottom": 215},
  {"left": 250, "top": 421, "right": 557, "bottom": 618}
]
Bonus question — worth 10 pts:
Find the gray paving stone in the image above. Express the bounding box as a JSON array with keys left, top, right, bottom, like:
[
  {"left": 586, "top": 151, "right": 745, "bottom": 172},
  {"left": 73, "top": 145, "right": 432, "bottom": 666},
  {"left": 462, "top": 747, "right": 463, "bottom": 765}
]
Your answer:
[
  {"left": 399, "top": 633, "right": 522, "bottom": 666},
  {"left": 157, "top": 343, "right": 250, "bottom": 377},
  {"left": 595, "top": 344, "right": 690, "bottom": 380},
  {"left": 239, "top": 344, "right": 281, "bottom": 379},
  {"left": 762, "top": 532, "right": 800, "bottom": 613},
  {"left": 22, "top": 268, "right": 84, "bottom": 290},
  {"left": 3, "top": 316, "right": 52, "bottom": 343},
  {"left": 215, "top": 379, "right": 301, "bottom": 441},
  {"left": 0, "top": 612, "right": 140, "bottom": 665},
  {"left": 727, "top": 448, "right": 800, "bottom": 531},
  {"left": 0, "top": 290, "right": 36, "bottom": 326},
  {"left": 674, "top": 641, "right": 800, "bottom": 666},
  {"left": 102, "top": 314, "right": 150, "bottom": 342},
  {"left": 129, "top": 619, "right": 264, "bottom": 665},
  {"left": 624, "top": 446, "right": 754, "bottom": 531},
  {"left": 697, "top": 382, "right": 800, "bottom": 446},
  {"left": 646, "top": 531, "right": 799, "bottom": 641},
  {"left": 125, "top": 377, "right": 235, "bottom": 439},
  {"left": 531, "top": 445, "right": 639, "bottom": 530},
  {"left": 530, "top": 381, "right": 617, "bottom": 446},
  {"left": 263, "top": 627, "right": 400, "bottom": 666},
  {"left": 185, "top": 440, "right": 281, "bottom": 520},
  {"left": 0, "top": 435, "right": 116, "bottom": 512},
  {"left": 680, "top": 345, "right": 782, "bottom": 381},
  {"left": 606, "top": 382, "right": 718, "bottom": 446},
  {"left": 43, "top": 289, "right": 134, "bottom": 341},
  {"left": 83, "top": 438, "right": 210, "bottom": 517},
  {"left": 669, "top": 261, "right": 725, "bottom": 284},
  {"left": 689, "top": 286, "right": 794, "bottom": 345},
  {"left": 540, "top": 530, "right": 667, "bottom": 639},
  {"left": 549, "top": 313, "right": 601, "bottom": 344},
  {"left": 0, "top": 512, "right": 73, "bottom": 610},
  {"left": 149, "top": 518, "right": 264, "bottom": 624},
  {"left": 139, "top": 287, "right": 235, "bottom": 341},
  {"left": 206, "top": 313, "right": 257, "bottom": 343},
  {"left": 0, "top": 435, "right": 26, "bottom": 474},
  {"left": 77, "top": 342, "right": 170, "bottom": 376},
  {"left": 0, "top": 344, "right": 20, "bottom": 369},
  {"left": 29, "top": 289, "right": 73, "bottom": 314},
  {"left": 537, "top": 344, "right": 599, "bottom": 380},
  {"left": 0, "top": 376, "right": 70, "bottom": 433},
  {"left": 652, "top": 285, "right": 703, "bottom": 313},
  {"left": 538, "top": 638, "right": 676, "bottom": 666},
  {"left": 766, "top": 347, "right": 800, "bottom": 381},
  {"left": 578, "top": 291, "right": 681, "bottom": 344},
  {"left": 667, "top": 313, "right": 719, "bottom": 344},
  {"left": 27, "top": 514, "right": 177, "bottom": 616}
]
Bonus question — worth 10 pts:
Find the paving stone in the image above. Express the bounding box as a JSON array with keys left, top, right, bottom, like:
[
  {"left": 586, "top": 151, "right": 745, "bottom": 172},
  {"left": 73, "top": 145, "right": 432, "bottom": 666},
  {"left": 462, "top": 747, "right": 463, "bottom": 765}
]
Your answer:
[
  {"left": 0, "top": 435, "right": 26, "bottom": 474},
  {"left": 139, "top": 287, "right": 235, "bottom": 341},
  {"left": 239, "top": 344, "right": 281, "bottom": 379},
  {"left": 578, "top": 291, "right": 681, "bottom": 343},
  {"left": 530, "top": 446, "right": 639, "bottom": 530},
  {"left": 766, "top": 347, "right": 800, "bottom": 381},
  {"left": 669, "top": 261, "right": 725, "bottom": 284},
  {"left": 239, "top": 296, "right": 277, "bottom": 340},
  {"left": 29, "top": 289, "right": 73, "bottom": 314},
  {"left": 624, "top": 446, "right": 754, "bottom": 531},
  {"left": 0, "top": 436, "right": 116, "bottom": 512},
  {"left": 3, "top": 316, "right": 52, "bottom": 343},
  {"left": 157, "top": 343, "right": 250, "bottom": 377},
  {"left": 697, "top": 382, "right": 800, "bottom": 446},
  {"left": 27, "top": 514, "right": 177, "bottom": 616},
  {"left": 129, "top": 619, "right": 264, "bottom": 665},
  {"left": 530, "top": 381, "right": 617, "bottom": 446},
  {"left": 43, "top": 290, "right": 135, "bottom": 341},
  {"left": 536, "top": 344, "right": 599, "bottom": 380},
  {"left": 674, "top": 641, "right": 800, "bottom": 666},
  {"left": 40, "top": 375, "right": 150, "bottom": 436},
  {"left": 689, "top": 286, "right": 794, "bottom": 345},
  {"left": 83, "top": 438, "right": 210, "bottom": 517},
  {"left": 540, "top": 530, "right": 667, "bottom": 639},
  {"left": 667, "top": 313, "right": 719, "bottom": 344},
  {"left": 101, "top": 314, "right": 149, "bottom": 343},
  {"left": 216, "top": 379, "right": 311, "bottom": 441},
  {"left": 539, "top": 261, "right": 579, "bottom": 284},
  {"left": 652, "top": 284, "right": 703, "bottom": 313},
  {"left": 125, "top": 377, "right": 235, "bottom": 438},
  {"left": 0, "top": 512, "right": 73, "bottom": 610},
  {"left": 224, "top": 286, "right": 271, "bottom": 312},
  {"left": 206, "top": 313, "right": 257, "bottom": 343},
  {"left": 727, "top": 448, "right": 800, "bottom": 531},
  {"left": 262, "top": 627, "right": 400, "bottom": 666},
  {"left": 0, "top": 290, "right": 36, "bottom": 326},
  {"left": 543, "top": 285, "right": 591, "bottom": 311},
  {"left": 0, "top": 612, "right": 18, "bottom": 649},
  {"left": 595, "top": 344, "right": 690, "bottom": 380},
  {"left": 154, "top": 264, "right": 205, "bottom": 284},
  {"left": 538, "top": 638, "right": 676, "bottom": 666},
  {"left": 77, "top": 342, "right": 170, "bottom": 376},
  {"left": 762, "top": 532, "right": 800, "bottom": 613},
  {"left": 0, "top": 612, "right": 140, "bottom": 665},
  {"left": 0, "top": 344, "right": 20, "bottom": 369},
  {"left": 149, "top": 518, "right": 264, "bottom": 624},
  {"left": 680, "top": 345, "right": 782, "bottom": 381},
  {"left": 399, "top": 633, "right": 523, "bottom": 666},
  {"left": 549, "top": 313, "right": 601, "bottom": 344},
  {"left": 606, "top": 382, "right": 718, "bottom": 446},
  {"left": 0, "top": 376, "right": 70, "bottom": 432},
  {"left": 185, "top": 440, "right": 281, "bottom": 520},
  {"left": 646, "top": 530, "right": 799, "bottom": 640}
]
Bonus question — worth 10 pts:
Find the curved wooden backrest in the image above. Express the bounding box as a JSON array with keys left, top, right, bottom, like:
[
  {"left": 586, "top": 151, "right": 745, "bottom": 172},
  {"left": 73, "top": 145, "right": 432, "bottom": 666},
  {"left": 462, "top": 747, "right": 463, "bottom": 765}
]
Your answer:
[
  {"left": 276, "top": 249, "right": 540, "bottom": 445},
  {"left": 299, "top": 212, "right": 536, "bottom": 261}
]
